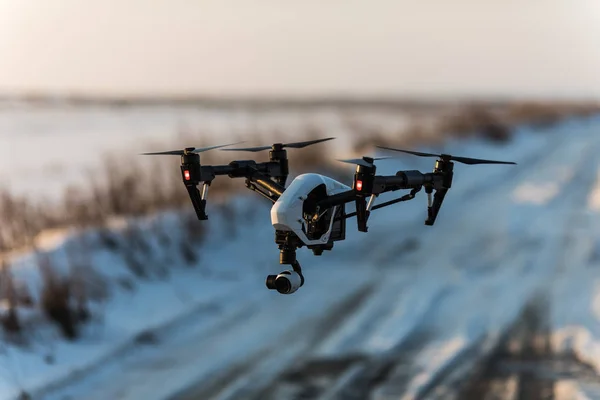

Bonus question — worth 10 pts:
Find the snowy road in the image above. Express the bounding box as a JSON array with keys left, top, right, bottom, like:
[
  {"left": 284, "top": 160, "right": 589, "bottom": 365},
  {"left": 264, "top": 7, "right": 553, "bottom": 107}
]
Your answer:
[{"left": 41, "top": 118, "right": 600, "bottom": 400}]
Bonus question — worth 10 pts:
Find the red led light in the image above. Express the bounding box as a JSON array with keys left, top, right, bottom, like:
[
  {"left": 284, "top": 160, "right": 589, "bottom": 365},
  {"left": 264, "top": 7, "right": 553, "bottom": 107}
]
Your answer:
[
  {"left": 356, "top": 180, "right": 363, "bottom": 191},
  {"left": 184, "top": 170, "right": 191, "bottom": 181}
]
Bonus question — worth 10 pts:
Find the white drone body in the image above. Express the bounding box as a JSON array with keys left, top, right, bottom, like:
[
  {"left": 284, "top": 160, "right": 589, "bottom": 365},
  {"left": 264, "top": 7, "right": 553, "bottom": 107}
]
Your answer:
[
  {"left": 143, "top": 137, "right": 517, "bottom": 295},
  {"left": 271, "top": 173, "right": 351, "bottom": 246}
]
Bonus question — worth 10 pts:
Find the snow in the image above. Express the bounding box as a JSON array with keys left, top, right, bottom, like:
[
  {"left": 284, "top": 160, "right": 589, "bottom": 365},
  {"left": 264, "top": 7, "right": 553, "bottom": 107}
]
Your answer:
[
  {"left": 0, "top": 112, "right": 599, "bottom": 399},
  {"left": 0, "top": 200, "right": 272, "bottom": 399},
  {"left": 0, "top": 104, "right": 405, "bottom": 200},
  {"left": 588, "top": 168, "right": 600, "bottom": 211}
]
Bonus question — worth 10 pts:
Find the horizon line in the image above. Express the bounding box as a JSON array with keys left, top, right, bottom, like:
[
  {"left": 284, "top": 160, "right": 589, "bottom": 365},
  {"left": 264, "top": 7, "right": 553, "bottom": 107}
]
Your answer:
[{"left": 1, "top": 91, "right": 599, "bottom": 107}]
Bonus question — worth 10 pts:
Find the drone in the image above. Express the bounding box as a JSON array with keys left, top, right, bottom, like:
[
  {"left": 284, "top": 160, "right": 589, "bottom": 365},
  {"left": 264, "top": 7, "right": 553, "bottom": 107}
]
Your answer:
[{"left": 142, "top": 138, "right": 516, "bottom": 295}]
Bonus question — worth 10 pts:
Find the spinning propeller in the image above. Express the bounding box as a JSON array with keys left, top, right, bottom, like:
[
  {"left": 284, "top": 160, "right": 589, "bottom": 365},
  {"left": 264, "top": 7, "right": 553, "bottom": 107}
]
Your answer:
[
  {"left": 220, "top": 137, "right": 335, "bottom": 152},
  {"left": 375, "top": 146, "right": 517, "bottom": 165}
]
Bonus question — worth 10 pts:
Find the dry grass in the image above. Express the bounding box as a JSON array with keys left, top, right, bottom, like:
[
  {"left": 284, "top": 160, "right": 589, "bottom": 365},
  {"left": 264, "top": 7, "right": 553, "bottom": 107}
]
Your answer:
[
  {"left": 437, "top": 104, "right": 512, "bottom": 142},
  {"left": 0, "top": 101, "right": 598, "bottom": 259},
  {"left": 503, "top": 101, "right": 600, "bottom": 127},
  {"left": 0, "top": 259, "right": 21, "bottom": 334},
  {"left": 36, "top": 252, "right": 80, "bottom": 340}
]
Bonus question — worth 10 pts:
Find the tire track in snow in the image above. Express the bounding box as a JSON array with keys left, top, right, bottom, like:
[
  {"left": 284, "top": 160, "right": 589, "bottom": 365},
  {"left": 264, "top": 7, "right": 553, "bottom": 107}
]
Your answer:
[
  {"left": 247, "top": 284, "right": 475, "bottom": 400},
  {"left": 253, "top": 326, "right": 437, "bottom": 400},
  {"left": 458, "top": 296, "right": 600, "bottom": 400},
  {"left": 171, "top": 282, "right": 377, "bottom": 400}
]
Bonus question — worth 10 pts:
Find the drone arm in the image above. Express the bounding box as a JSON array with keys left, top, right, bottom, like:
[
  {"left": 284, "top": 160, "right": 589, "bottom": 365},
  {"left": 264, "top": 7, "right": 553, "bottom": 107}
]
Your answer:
[
  {"left": 373, "top": 171, "right": 434, "bottom": 194},
  {"left": 203, "top": 161, "right": 285, "bottom": 181},
  {"left": 239, "top": 171, "right": 286, "bottom": 204},
  {"left": 199, "top": 161, "right": 285, "bottom": 199},
  {"left": 316, "top": 189, "right": 358, "bottom": 209},
  {"left": 343, "top": 169, "right": 449, "bottom": 225},
  {"left": 320, "top": 172, "right": 432, "bottom": 225},
  {"left": 341, "top": 186, "right": 421, "bottom": 220},
  {"left": 245, "top": 179, "right": 279, "bottom": 203},
  {"left": 259, "top": 161, "right": 286, "bottom": 185},
  {"left": 186, "top": 164, "right": 283, "bottom": 218},
  {"left": 199, "top": 165, "right": 233, "bottom": 181},
  {"left": 371, "top": 186, "right": 422, "bottom": 211},
  {"left": 248, "top": 171, "right": 285, "bottom": 197}
]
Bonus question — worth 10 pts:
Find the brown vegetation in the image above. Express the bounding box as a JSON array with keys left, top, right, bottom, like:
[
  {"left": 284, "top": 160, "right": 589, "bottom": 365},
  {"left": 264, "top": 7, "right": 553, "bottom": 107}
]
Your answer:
[
  {"left": 0, "top": 101, "right": 598, "bottom": 260},
  {"left": 37, "top": 252, "right": 80, "bottom": 340},
  {"left": 0, "top": 259, "right": 21, "bottom": 334}
]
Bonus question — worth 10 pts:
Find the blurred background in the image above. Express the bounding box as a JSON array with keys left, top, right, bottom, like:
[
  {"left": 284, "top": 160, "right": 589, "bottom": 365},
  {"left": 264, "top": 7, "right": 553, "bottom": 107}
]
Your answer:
[{"left": 1, "top": 1, "right": 600, "bottom": 399}]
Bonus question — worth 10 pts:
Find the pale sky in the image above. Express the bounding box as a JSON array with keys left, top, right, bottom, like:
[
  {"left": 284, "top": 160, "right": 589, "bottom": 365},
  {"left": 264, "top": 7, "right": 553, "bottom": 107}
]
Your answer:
[{"left": 0, "top": 0, "right": 599, "bottom": 98}]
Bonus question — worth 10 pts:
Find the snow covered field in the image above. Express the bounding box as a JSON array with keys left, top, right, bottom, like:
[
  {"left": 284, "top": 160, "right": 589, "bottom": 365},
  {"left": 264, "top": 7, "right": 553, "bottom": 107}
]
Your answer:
[
  {"left": 1, "top": 110, "right": 600, "bottom": 399},
  {"left": 0, "top": 103, "right": 405, "bottom": 199}
]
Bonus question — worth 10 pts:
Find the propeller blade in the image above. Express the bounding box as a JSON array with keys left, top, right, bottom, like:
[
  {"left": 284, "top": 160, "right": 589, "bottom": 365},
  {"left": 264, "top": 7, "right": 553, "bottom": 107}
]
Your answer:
[
  {"left": 375, "top": 146, "right": 441, "bottom": 158},
  {"left": 283, "top": 137, "right": 336, "bottom": 149},
  {"left": 189, "top": 142, "right": 244, "bottom": 153},
  {"left": 220, "top": 145, "right": 272, "bottom": 152},
  {"left": 220, "top": 137, "right": 335, "bottom": 152},
  {"left": 446, "top": 156, "right": 517, "bottom": 165},
  {"left": 140, "top": 142, "right": 242, "bottom": 156},
  {"left": 141, "top": 150, "right": 185, "bottom": 155},
  {"left": 337, "top": 158, "right": 375, "bottom": 168},
  {"left": 376, "top": 146, "right": 516, "bottom": 165},
  {"left": 373, "top": 156, "right": 395, "bottom": 160},
  {"left": 337, "top": 156, "right": 395, "bottom": 168}
]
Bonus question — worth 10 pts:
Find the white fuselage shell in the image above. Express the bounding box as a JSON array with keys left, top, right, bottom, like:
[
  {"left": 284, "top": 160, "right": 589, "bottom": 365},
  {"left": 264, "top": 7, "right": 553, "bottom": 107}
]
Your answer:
[{"left": 271, "top": 173, "right": 351, "bottom": 245}]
